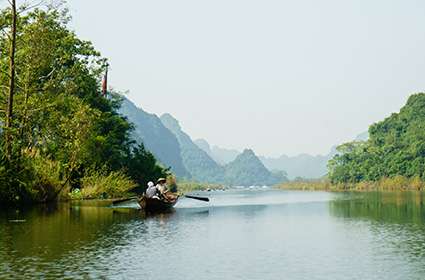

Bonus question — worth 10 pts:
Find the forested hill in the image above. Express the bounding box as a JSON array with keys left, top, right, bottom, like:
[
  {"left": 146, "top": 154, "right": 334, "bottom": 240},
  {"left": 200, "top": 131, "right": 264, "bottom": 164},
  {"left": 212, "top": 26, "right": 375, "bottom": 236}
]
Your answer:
[
  {"left": 225, "top": 149, "right": 286, "bottom": 186},
  {"left": 329, "top": 93, "right": 425, "bottom": 183},
  {"left": 160, "top": 114, "right": 225, "bottom": 183},
  {"left": 119, "top": 98, "right": 190, "bottom": 178}
]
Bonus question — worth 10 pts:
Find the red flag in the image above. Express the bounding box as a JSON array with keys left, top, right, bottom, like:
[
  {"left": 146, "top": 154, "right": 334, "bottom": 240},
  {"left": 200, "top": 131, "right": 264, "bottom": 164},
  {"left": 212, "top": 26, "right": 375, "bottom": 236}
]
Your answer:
[{"left": 102, "top": 66, "right": 108, "bottom": 96}]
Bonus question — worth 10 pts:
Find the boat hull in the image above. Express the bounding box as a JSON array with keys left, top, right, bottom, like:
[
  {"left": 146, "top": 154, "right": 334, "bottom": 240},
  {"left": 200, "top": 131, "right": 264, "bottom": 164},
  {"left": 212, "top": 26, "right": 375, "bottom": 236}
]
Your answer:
[{"left": 138, "top": 195, "right": 178, "bottom": 212}]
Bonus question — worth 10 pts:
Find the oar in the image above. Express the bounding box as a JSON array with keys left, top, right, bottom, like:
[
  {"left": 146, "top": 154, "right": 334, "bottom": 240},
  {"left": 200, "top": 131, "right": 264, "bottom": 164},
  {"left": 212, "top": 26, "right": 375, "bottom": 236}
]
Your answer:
[
  {"left": 184, "top": 195, "right": 210, "bottom": 202},
  {"left": 112, "top": 196, "right": 138, "bottom": 206},
  {"left": 113, "top": 195, "right": 209, "bottom": 205}
]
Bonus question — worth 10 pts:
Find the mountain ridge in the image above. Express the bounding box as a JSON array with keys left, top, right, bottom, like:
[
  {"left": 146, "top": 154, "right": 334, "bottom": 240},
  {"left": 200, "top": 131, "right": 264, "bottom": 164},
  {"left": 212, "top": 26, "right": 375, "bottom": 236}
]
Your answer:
[
  {"left": 119, "top": 97, "right": 190, "bottom": 178},
  {"left": 160, "top": 113, "right": 225, "bottom": 183},
  {"left": 162, "top": 114, "right": 286, "bottom": 185},
  {"left": 224, "top": 149, "right": 284, "bottom": 186}
]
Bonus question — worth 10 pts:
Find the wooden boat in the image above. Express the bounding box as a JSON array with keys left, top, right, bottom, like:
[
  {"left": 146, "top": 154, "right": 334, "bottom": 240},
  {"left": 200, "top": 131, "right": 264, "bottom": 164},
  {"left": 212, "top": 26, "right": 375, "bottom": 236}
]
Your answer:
[{"left": 138, "top": 193, "right": 178, "bottom": 212}]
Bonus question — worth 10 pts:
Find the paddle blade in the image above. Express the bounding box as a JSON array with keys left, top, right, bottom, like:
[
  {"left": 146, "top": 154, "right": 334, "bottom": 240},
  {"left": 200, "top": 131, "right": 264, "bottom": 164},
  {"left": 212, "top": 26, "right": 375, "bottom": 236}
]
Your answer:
[{"left": 184, "top": 195, "right": 210, "bottom": 202}]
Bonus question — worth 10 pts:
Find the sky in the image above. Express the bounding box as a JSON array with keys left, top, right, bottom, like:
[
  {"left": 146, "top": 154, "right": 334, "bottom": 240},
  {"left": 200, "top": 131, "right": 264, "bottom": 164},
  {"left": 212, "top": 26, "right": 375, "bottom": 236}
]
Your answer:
[{"left": 65, "top": 0, "right": 425, "bottom": 157}]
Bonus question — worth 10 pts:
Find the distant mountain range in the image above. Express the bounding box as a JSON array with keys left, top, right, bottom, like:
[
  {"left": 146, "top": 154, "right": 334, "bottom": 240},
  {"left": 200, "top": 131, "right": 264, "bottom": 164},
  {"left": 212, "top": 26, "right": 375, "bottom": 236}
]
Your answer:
[
  {"left": 194, "top": 138, "right": 335, "bottom": 179},
  {"left": 259, "top": 152, "right": 335, "bottom": 180},
  {"left": 120, "top": 96, "right": 366, "bottom": 183},
  {"left": 195, "top": 132, "right": 368, "bottom": 180},
  {"left": 120, "top": 97, "right": 284, "bottom": 186}
]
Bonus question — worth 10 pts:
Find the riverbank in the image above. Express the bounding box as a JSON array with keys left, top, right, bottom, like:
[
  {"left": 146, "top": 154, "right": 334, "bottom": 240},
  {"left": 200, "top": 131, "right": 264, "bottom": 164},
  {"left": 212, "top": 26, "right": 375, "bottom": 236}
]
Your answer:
[
  {"left": 66, "top": 180, "right": 222, "bottom": 203},
  {"left": 277, "top": 176, "right": 425, "bottom": 192},
  {"left": 176, "top": 181, "right": 225, "bottom": 193}
]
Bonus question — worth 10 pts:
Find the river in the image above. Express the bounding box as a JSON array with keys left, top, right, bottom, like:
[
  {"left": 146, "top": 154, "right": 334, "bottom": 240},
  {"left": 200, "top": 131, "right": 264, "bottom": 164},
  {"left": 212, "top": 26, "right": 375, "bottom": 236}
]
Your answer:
[{"left": 1, "top": 189, "right": 425, "bottom": 279}]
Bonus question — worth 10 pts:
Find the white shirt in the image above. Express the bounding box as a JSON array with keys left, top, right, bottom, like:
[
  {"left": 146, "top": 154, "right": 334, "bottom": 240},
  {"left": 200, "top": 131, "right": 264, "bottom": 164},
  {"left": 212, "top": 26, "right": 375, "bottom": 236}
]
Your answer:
[
  {"left": 146, "top": 185, "right": 158, "bottom": 198},
  {"left": 157, "top": 184, "right": 167, "bottom": 194}
]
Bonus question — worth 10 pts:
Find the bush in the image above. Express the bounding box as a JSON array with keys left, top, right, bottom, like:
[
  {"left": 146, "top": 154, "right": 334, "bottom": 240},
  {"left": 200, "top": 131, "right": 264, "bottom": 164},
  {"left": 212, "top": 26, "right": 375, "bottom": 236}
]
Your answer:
[
  {"left": 0, "top": 148, "right": 68, "bottom": 205},
  {"left": 80, "top": 170, "right": 136, "bottom": 199},
  {"left": 28, "top": 150, "right": 68, "bottom": 202}
]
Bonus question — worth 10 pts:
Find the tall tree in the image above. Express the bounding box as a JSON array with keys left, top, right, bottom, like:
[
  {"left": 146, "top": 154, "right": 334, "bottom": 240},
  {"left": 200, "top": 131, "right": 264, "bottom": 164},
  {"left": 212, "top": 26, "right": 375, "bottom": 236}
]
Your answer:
[{"left": 4, "top": 0, "right": 17, "bottom": 159}]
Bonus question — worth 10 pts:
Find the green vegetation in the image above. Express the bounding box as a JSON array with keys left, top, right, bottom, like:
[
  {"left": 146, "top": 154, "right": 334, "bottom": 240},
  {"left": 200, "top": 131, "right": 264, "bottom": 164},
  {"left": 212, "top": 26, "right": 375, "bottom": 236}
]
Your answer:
[
  {"left": 277, "top": 176, "right": 425, "bottom": 192},
  {"left": 78, "top": 170, "right": 137, "bottom": 199},
  {"left": 176, "top": 181, "right": 224, "bottom": 193},
  {"left": 0, "top": 4, "right": 168, "bottom": 207},
  {"left": 279, "top": 93, "right": 425, "bottom": 192},
  {"left": 328, "top": 93, "right": 425, "bottom": 187},
  {"left": 277, "top": 179, "right": 335, "bottom": 191}
]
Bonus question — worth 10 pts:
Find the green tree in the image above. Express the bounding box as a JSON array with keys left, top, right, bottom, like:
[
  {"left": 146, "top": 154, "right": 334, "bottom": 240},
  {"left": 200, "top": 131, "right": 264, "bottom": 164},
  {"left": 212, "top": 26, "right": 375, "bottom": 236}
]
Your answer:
[
  {"left": 0, "top": 5, "right": 169, "bottom": 206},
  {"left": 329, "top": 93, "right": 425, "bottom": 184}
]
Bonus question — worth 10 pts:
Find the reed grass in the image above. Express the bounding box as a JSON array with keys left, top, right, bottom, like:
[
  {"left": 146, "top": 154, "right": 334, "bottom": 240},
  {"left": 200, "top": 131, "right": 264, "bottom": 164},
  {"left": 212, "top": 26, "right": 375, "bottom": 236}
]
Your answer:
[{"left": 277, "top": 176, "right": 425, "bottom": 192}]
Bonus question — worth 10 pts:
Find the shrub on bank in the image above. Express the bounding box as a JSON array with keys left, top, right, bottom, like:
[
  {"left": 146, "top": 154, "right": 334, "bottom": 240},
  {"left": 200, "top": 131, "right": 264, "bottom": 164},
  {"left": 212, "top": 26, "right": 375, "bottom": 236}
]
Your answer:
[
  {"left": 176, "top": 180, "right": 224, "bottom": 193},
  {"left": 277, "top": 179, "right": 335, "bottom": 191},
  {"left": 79, "top": 170, "right": 136, "bottom": 199},
  {"left": 0, "top": 149, "right": 69, "bottom": 206},
  {"left": 27, "top": 155, "right": 67, "bottom": 203},
  {"left": 277, "top": 176, "right": 425, "bottom": 192}
]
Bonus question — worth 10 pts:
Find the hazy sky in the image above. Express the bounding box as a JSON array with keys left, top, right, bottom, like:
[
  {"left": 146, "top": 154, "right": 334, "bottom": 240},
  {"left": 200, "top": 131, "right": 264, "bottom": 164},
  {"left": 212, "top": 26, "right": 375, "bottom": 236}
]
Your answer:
[{"left": 66, "top": 0, "right": 424, "bottom": 157}]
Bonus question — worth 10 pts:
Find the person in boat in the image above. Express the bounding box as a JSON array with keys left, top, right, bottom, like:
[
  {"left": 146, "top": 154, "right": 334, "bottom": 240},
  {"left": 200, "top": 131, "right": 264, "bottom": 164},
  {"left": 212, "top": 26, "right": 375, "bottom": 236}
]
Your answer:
[
  {"left": 156, "top": 178, "right": 178, "bottom": 203},
  {"left": 156, "top": 178, "right": 168, "bottom": 196},
  {"left": 145, "top": 181, "right": 160, "bottom": 200}
]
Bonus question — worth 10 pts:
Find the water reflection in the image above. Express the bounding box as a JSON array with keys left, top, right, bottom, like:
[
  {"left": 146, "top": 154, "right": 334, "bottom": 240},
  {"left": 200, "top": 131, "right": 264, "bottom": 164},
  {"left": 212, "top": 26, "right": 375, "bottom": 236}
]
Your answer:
[
  {"left": 329, "top": 191, "right": 425, "bottom": 272},
  {"left": 0, "top": 202, "right": 145, "bottom": 278},
  {"left": 2, "top": 191, "right": 425, "bottom": 279},
  {"left": 330, "top": 191, "right": 425, "bottom": 224}
]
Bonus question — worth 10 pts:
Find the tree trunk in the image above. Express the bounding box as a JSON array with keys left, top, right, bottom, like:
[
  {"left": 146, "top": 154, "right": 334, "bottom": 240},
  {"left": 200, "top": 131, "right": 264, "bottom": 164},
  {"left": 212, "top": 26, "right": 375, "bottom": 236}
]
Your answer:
[{"left": 5, "top": 0, "right": 17, "bottom": 160}]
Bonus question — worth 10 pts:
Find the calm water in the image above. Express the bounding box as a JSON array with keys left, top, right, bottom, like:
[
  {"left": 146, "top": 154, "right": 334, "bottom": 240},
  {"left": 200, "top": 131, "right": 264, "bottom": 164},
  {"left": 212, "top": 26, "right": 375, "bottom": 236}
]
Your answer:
[{"left": 2, "top": 189, "right": 425, "bottom": 279}]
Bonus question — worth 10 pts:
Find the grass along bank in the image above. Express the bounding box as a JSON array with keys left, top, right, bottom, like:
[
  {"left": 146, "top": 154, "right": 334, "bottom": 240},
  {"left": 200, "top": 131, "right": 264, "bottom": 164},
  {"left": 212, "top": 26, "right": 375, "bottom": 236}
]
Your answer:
[
  {"left": 277, "top": 176, "right": 425, "bottom": 192},
  {"left": 175, "top": 181, "right": 225, "bottom": 193}
]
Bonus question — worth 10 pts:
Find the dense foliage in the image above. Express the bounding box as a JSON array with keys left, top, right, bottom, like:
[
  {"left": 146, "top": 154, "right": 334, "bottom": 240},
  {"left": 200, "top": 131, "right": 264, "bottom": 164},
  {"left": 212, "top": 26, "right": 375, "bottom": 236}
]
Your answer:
[
  {"left": 0, "top": 5, "right": 168, "bottom": 206},
  {"left": 329, "top": 93, "right": 425, "bottom": 184}
]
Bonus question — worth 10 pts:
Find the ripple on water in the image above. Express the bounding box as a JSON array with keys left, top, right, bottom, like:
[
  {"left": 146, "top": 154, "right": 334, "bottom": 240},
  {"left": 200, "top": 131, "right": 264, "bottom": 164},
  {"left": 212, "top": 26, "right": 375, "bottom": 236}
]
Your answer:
[{"left": 2, "top": 190, "right": 425, "bottom": 279}]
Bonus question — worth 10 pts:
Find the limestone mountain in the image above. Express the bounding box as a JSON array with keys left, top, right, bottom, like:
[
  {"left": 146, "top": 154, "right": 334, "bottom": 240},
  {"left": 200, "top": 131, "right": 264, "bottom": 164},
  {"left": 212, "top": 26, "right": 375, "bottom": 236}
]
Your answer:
[
  {"left": 119, "top": 97, "right": 190, "bottom": 178},
  {"left": 195, "top": 138, "right": 331, "bottom": 180},
  {"left": 193, "top": 139, "right": 214, "bottom": 158},
  {"left": 212, "top": 146, "right": 240, "bottom": 165},
  {"left": 224, "top": 149, "right": 286, "bottom": 186},
  {"left": 160, "top": 114, "right": 225, "bottom": 183},
  {"left": 196, "top": 139, "right": 337, "bottom": 180},
  {"left": 194, "top": 139, "right": 240, "bottom": 165}
]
